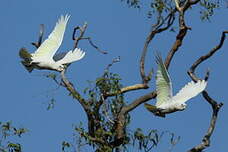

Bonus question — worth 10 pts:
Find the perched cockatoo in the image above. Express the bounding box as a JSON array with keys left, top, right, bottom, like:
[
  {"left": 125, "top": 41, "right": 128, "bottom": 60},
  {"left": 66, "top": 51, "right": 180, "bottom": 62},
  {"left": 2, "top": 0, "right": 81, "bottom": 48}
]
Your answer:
[
  {"left": 144, "top": 55, "right": 207, "bottom": 117},
  {"left": 19, "top": 15, "right": 85, "bottom": 72}
]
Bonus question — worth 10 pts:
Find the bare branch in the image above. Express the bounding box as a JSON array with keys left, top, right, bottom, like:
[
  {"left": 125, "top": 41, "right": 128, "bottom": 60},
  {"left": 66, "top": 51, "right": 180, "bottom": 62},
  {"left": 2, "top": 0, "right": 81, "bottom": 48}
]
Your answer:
[
  {"left": 31, "top": 24, "right": 44, "bottom": 48},
  {"left": 174, "top": 0, "right": 182, "bottom": 11},
  {"left": 81, "top": 37, "right": 108, "bottom": 54},
  {"left": 72, "top": 23, "right": 88, "bottom": 49},
  {"left": 72, "top": 23, "right": 107, "bottom": 54},
  {"left": 187, "top": 91, "right": 223, "bottom": 152},
  {"left": 186, "top": 31, "right": 227, "bottom": 152},
  {"left": 188, "top": 31, "right": 228, "bottom": 81},
  {"left": 140, "top": 11, "right": 175, "bottom": 84}
]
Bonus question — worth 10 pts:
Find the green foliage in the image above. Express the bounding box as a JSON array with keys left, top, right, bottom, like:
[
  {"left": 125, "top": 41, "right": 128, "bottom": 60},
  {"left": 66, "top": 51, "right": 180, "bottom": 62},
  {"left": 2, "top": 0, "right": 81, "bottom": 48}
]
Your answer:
[
  {"left": 200, "top": 0, "right": 220, "bottom": 20},
  {"left": 62, "top": 141, "right": 71, "bottom": 152},
  {"left": 82, "top": 71, "right": 128, "bottom": 151},
  {"left": 121, "top": 0, "right": 224, "bottom": 21},
  {"left": 0, "top": 121, "right": 27, "bottom": 152},
  {"left": 131, "top": 129, "right": 180, "bottom": 151},
  {"left": 46, "top": 98, "right": 56, "bottom": 110},
  {"left": 69, "top": 69, "right": 179, "bottom": 151},
  {"left": 121, "top": 0, "right": 141, "bottom": 8}
]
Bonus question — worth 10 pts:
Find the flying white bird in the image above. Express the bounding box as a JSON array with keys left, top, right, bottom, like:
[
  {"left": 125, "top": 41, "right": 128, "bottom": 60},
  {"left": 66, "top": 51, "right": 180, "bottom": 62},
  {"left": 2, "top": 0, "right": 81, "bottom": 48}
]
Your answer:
[
  {"left": 144, "top": 55, "right": 207, "bottom": 117},
  {"left": 19, "top": 15, "right": 85, "bottom": 72}
]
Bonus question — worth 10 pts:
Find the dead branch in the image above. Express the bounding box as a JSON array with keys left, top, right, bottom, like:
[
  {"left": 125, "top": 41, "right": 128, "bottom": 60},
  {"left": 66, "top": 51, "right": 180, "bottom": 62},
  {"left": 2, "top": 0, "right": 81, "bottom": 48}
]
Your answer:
[
  {"left": 187, "top": 31, "right": 227, "bottom": 152},
  {"left": 72, "top": 23, "right": 88, "bottom": 49},
  {"left": 72, "top": 23, "right": 107, "bottom": 54},
  {"left": 81, "top": 37, "right": 108, "bottom": 54}
]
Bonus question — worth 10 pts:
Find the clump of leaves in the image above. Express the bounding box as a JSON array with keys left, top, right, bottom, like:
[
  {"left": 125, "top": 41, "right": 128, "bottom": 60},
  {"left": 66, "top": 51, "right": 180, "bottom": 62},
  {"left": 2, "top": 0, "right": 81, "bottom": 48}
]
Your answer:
[
  {"left": 0, "top": 121, "right": 27, "bottom": 152},
  {"left": 82, "top": 71, "right": 128, "bottom": 151},
  {"left": 121, "top": 0, "right": 141, "bottom": 8},
  {"left": 200, "top": 0, "right": 220, "bottom": 20}
]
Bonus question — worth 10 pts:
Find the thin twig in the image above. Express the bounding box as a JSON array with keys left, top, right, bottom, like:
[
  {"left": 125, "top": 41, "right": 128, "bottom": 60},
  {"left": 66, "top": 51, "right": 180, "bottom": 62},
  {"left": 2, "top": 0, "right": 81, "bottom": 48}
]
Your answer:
[{"left": 81, "top": 37, "right": 108, "bottom": 54}]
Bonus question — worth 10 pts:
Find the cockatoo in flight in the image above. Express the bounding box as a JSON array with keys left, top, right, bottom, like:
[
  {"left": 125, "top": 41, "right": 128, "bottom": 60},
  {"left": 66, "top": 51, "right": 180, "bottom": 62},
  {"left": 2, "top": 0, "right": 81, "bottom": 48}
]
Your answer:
[
  {"left": 19, "top": 14, "right": 85, "bottom": 72},
  {"left": 144, "top": 55, "right": 207, "bottom": 117}
]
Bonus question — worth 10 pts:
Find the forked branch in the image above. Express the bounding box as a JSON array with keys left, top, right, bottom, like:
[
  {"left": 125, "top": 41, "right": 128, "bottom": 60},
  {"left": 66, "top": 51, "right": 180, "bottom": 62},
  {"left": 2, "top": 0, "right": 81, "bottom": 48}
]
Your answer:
[
  {"left": 140, "top": 11, "right": 175, "bottom": 84},
  {"left": 187, "top": 31, "right": 227, "bottom": 152},
  {"left": 72, "top": 23, "right": 107, "bottom": 54}
]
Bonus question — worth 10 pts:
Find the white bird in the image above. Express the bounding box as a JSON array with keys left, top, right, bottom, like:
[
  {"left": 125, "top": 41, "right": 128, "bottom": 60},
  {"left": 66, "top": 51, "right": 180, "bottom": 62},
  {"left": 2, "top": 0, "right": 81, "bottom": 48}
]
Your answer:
[
  {"left": 144, "top": 54, "right": 207, "bottom": 117},
  {"left": 19, "top": 15, "right": 85, "bottom": 72}
]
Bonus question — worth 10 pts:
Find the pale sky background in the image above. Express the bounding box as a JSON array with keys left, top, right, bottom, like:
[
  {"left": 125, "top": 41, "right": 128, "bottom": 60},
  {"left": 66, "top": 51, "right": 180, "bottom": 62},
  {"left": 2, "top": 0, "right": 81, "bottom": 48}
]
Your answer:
[{"left": 0, "top": 0, "right": 227, "bottom": 152}]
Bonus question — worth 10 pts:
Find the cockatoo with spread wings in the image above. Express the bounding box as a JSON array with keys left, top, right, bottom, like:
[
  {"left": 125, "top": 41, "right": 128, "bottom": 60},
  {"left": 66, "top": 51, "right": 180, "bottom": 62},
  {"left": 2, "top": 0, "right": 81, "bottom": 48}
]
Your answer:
[
  {"left": 144, "top": 55, "right": 207, "bottom": 117},
  {"left": 19, "top": 15, "right": 85, "bottom": 72}
]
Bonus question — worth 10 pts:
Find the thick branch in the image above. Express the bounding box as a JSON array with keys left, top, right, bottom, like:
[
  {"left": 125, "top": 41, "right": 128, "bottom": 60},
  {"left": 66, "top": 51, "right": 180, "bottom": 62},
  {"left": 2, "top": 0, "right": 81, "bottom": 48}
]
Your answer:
[
  {"left": 60, "top": 70, "right": 99, "bottom": 137},
  {"left": 105, "top": 84, "right": 149, "bottom": 97},
  {"left": 60, "top": 69, "right": 89, "bottom": 110}
]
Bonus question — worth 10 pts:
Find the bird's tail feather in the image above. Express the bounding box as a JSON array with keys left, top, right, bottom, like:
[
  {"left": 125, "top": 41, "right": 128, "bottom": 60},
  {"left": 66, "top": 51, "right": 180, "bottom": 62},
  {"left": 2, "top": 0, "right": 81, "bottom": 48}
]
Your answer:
[{"left": 144, "top": 103, "right": 158, "bottom": 113}]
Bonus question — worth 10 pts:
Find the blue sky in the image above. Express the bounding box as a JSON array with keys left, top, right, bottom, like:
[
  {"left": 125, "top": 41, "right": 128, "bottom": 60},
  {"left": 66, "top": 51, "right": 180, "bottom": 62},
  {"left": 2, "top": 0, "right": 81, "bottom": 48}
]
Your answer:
[{"left": 0, "top": 0, "right": 227, "bottom": 151}]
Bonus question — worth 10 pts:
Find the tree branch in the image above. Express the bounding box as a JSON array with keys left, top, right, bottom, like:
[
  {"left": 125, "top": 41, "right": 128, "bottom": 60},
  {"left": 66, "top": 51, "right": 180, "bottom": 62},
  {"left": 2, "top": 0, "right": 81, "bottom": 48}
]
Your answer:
[
  {"left": 60, "top": 69, "right": 89, "bottom": 110},
  {"left": 72, "top": 23, "right": 88, "bottom": 49},
  {"left": 105, "top": 84, "right": 149, "bottom": 97},
  {"left": 140, "top": 11, "right": 175, "bottom": 84},
  {"left": 188, "top": 31, "right": 228, "bottom": 81},
  {"left": 187, "top": 31, "right": 227, "bottom": 152},
  {"left": 72, "top": 23, "right": 107, "bottom": 54}
]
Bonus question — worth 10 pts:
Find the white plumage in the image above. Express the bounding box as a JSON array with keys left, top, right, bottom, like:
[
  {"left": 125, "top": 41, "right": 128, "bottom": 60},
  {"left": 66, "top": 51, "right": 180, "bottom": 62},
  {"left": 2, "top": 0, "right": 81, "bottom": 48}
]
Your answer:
[
  {"left": 19, "top": 14, "right": 85, "bottom": 72},
  {"left": 144, "top": 54, "right": 207, "bottom": 117}
]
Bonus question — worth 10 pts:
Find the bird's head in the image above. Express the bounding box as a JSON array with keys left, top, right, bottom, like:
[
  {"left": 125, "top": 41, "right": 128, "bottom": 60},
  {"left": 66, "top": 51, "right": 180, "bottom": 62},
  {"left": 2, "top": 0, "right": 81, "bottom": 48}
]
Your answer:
[
  {"left": 55, "top": 64, "right": 65, "bottom": 72},
  {"left": 177, "top": 103, "right": 187, "bottom": 111}
]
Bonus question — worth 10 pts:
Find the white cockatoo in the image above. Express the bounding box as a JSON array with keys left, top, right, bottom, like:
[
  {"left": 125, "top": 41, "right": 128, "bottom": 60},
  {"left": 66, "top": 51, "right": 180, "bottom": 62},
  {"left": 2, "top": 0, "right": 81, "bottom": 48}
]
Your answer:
[
  {"left": 19, "top": 15, "right": 85, "bottom": 72},
  {"left": 144, "top": 55, "right": 207, "bottom": 117}
]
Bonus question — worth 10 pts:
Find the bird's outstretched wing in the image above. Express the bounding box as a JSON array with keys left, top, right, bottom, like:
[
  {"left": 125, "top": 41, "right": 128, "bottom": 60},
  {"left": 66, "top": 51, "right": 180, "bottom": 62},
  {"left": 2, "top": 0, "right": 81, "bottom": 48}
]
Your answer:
[
  {"left": 32, "top": 15, "right": 70, "bottom": 59},
  {"left": 56, "top": 48, "right": 85, "bottom": 65},
  {"left": 155, "top": 54, "right": 173, "bottom": 107},
  {"left": 172, "top": 80, "right": 207, "bottom": 104}
]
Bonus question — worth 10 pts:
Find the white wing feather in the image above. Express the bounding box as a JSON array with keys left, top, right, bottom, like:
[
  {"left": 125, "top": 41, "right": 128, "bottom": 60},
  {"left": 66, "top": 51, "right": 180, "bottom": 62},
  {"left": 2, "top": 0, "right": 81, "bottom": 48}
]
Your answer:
[
  {"left": 155, "top": 55, "right": 173, "bottom": 107},
  {"left": 57, "top": 48, "right": 85, "bottom": 65},
  {"left": 172, "top": 80, "right": 207, "bottom": 104},
  {"left": 32, "top": 15, "right": 70, "bottom": 59}
]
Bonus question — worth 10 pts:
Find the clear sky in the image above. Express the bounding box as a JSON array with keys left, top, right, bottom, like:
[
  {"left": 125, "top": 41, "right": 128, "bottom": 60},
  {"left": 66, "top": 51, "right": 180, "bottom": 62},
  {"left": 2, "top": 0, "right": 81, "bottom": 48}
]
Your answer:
[{"left": 0, "top": 0, "right": 227, "bottom": 151}]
